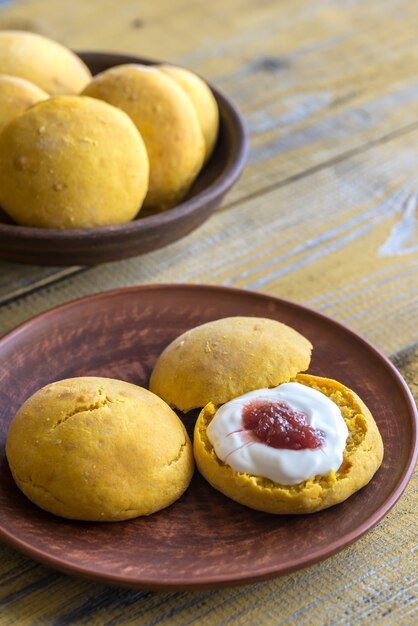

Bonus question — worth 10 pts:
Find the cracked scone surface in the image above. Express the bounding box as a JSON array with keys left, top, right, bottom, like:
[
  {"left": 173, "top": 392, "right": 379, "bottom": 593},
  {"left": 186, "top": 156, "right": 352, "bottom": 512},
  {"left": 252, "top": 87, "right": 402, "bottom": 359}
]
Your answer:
[
  {"left": 6, "top": 377, "right": 194, "bottom": 521},
  {"left": 193, "top": 374, "right": 384, "bottom": 514},
  {"left": 150, "top": 317, "right": 313, "bottom": 412}
]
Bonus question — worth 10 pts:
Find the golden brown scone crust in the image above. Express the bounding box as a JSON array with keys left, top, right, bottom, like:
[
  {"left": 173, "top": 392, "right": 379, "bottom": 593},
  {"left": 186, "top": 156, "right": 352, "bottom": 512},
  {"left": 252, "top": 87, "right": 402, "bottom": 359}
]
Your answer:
[
  {"left": 0, "top": 95, "right": 149, "bottom": 229},
  {"left": 0, "top": 75, "right": 48, "bottom": 132},
  {"left": 0, "top": 31, "right": 91, "bottom": 95},
  {"left": 6, "top": 377, "right": 194, "bottom": 521},
  {"left": 149, "top": 317, "right": 312, "bottom": 412},
  {"left": 193, "top": 374, "right": 384, "bottom": 514},
  {"left": 159, "top": 64, "right": 219, "bottom": 163},
  {"left": 83, "top": 64, "right": 205, "bottom": 211}
]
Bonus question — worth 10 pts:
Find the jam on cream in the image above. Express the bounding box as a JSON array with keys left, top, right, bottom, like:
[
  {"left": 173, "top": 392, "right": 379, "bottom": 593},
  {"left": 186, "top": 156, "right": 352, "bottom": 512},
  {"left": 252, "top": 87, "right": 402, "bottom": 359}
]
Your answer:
[
  {"left": 206, "top": 382, "right": 349, "bottom": 485},
  {"left": 242, "top": 399, "right": 325, "bottom": 449}
]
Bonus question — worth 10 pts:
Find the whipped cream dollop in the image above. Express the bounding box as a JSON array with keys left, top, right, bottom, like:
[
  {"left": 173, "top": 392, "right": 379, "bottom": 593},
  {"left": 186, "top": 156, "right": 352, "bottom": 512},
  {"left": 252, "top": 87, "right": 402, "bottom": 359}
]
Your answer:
[{"left": 206, "top": 382, "right": 349, "bottom": 485}]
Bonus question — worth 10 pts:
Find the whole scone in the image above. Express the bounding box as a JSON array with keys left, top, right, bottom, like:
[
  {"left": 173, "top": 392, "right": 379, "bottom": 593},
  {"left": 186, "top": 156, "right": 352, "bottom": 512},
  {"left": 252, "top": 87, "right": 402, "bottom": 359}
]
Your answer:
[
  {"left": 194, "top": 374, "right": 384, "bottom": 514},
  {"left": 6, "top": 377, "right": 194, "bottom": 521},
  {"left": 0, "top": 75, "right": 48, "bottom": 132},
  {"left": 0, "top": 95, "right": 149, "bottom": 229},
  {"left": 0, "top": 31, "right": 91, "bottom": 95},
  {"left": 149, "top": 317, "right": 313, "bottom": 412},
  {"left": 159, "top": 64, "right": 219, "bottom": 163},
  {"left": 83, "top": 64, "right": 205, "bottom": 211}
]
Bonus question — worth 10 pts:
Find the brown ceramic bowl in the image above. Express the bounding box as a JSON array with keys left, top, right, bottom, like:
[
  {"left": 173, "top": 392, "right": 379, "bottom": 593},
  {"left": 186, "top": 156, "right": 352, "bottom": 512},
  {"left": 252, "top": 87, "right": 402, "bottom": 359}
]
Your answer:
[
  {"left": 0, "top": 52, "right": 248, "bottom": 266},
  {"left": 0, "top": 285, "right": 416, "bottom": 590}
]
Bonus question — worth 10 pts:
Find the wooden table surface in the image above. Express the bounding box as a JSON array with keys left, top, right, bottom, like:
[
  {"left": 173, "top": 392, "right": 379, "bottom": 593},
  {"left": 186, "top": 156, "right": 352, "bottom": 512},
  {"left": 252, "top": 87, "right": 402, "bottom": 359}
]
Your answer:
[{"left": 0, "top": 0, "right": 417, "bottom": 624}]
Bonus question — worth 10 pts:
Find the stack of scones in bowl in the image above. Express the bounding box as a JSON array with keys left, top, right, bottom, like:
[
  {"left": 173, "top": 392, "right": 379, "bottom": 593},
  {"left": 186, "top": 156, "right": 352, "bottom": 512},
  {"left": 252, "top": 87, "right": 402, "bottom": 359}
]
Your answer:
[{"left": 0, "top": 30, "right": 219, "bottom": 229}]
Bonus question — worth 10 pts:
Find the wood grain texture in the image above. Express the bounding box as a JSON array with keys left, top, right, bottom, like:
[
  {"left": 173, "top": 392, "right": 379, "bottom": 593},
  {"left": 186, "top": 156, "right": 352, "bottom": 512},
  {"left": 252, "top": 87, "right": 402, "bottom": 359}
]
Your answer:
[
  {"left": 0, "top": 0, "right": 416, "bottom": 624},
  {"left": 0, "top": 265, "right": 85, "bottom": 306},
  {"left": 2, "top": 0, "right": 418, "bottom": 296}
]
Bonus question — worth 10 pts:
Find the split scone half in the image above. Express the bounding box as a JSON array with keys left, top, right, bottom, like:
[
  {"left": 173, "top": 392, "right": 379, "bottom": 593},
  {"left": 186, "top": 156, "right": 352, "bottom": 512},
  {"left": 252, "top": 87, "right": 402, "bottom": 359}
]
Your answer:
[{"left": 194, "top": 374, "right": 384, "bottom": 514}]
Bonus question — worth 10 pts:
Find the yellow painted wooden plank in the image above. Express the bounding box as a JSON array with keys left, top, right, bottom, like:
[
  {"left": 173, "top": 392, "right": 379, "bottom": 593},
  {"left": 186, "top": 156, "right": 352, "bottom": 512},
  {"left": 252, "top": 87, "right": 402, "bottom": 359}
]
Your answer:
[
  {"left": 0, "top": 2, "right": 416, "bottom": 623},
  {"left": 1, "top": 0, "right": 418, "bottom": 207},
  {"left": 0, "top": 265, "right": 84, "bottom": 306},
  {"left": 2, "top": 0, "right": 418, "bottom": 302}
]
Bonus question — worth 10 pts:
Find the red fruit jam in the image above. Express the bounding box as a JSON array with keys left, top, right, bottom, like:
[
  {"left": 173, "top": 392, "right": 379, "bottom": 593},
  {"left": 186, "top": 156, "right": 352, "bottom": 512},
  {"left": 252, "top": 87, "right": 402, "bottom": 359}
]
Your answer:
[{"left": 242, "top": 400, "right": 325, "bottom": 450}]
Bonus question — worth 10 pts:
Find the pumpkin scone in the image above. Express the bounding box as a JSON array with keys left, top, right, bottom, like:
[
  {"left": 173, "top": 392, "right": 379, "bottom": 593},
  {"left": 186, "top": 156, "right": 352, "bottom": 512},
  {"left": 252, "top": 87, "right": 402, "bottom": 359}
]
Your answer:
[
  {"left": 0, "top": 95, "right": 149, "bottom": 229},
  {"left": 0, "top": 75, "right": 48, "bottom": 132},
  {"left": 6, "top": 377, "right": 194, "bottom": 521},
  {"left": 149, "top": 316, "right": 313, "bottom": 412},
  {"left": 194, "top": 374, "right": 384, "bottom": 514},
  {"left": 0, "top": 30, "right": 91, "bottom": 95},
  {"left": 159, "top": 64, "right": 219, "bottom": 163},
  {"left": 83, "top": 64, "right": 205, "bottom": 211}
]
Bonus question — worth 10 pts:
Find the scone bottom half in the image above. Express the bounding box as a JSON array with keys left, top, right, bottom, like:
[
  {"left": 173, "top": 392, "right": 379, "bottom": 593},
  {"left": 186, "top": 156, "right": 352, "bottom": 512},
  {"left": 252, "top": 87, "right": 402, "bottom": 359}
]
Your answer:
[
  {"left": 5, "top": 377, "right": 194, "bottom": 521},
  {"left": 149, "top": 316, "right": 313, "bottom": 412},
  {"left": 193, "top": 374, "right": 384, "bottom": 514}
]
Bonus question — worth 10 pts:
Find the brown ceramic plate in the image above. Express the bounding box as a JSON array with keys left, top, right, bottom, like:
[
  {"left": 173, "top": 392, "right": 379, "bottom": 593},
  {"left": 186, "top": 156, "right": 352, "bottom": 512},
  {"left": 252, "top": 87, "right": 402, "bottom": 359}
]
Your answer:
[
  {"left": 0, "top": 52, "right": 248, "bottom": 266},
  {"left": 0, "top": 285, "right": 416, "bottom": 590}
]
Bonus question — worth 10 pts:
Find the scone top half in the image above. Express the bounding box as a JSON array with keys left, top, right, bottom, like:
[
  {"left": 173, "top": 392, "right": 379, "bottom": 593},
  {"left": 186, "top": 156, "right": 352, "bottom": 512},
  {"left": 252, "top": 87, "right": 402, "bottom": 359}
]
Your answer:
[{"left": 149, "top": 316, "right": 313, "bottom": 412}]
